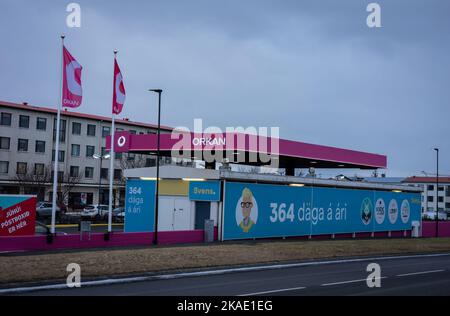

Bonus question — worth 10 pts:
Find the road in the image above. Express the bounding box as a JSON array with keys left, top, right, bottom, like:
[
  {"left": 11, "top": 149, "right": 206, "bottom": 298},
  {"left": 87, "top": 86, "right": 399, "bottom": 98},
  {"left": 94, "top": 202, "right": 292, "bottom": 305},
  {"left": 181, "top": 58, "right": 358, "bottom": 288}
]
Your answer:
[{"left": 11, "top": 253, "right": 450, "bottom": 296}]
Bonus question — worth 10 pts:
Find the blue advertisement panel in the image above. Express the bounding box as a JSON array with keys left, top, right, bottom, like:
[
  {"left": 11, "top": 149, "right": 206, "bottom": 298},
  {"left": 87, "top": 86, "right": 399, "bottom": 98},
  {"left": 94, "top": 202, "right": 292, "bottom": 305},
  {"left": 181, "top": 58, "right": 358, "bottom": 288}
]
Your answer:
[
  {"left": 124, "top": 180, "right": 156, "bottom": 233},
  {"left": 189, "top": 181, "right": 221, "bottom": 201},
  {"left": 223, "top": 182, "right": 421, "bottom": 241}
]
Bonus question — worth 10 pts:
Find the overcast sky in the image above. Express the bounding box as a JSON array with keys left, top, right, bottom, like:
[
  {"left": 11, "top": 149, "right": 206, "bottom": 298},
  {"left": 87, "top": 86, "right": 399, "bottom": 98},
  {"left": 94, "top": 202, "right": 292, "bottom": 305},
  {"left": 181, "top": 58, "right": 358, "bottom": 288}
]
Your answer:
[{"left": 0, "top": 0, "right": 449, "bottom": 177}]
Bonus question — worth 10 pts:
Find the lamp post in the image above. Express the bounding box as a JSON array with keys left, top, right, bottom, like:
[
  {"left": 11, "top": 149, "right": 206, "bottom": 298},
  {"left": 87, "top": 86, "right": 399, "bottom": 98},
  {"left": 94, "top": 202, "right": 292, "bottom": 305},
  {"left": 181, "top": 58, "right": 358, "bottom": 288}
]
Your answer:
[
  {"left": 93, "top": 153, "right": 111, "bottom": 206},
  {"left": 433, "top": 148, "right": 439, "bottom": 238},
  {"left": 149, "top": 89, "right": 163, "bottom": 245}
]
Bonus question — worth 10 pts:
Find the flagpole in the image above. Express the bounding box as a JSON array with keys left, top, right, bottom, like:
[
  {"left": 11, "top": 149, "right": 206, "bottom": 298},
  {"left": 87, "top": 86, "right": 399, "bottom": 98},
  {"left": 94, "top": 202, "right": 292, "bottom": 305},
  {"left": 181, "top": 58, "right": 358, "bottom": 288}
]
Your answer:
[
  {"left": 51, "top": 35, "right": 65, "bottom": 235},
  {"left": 107, "top": 51, "right": 118, "bottom": 234}
]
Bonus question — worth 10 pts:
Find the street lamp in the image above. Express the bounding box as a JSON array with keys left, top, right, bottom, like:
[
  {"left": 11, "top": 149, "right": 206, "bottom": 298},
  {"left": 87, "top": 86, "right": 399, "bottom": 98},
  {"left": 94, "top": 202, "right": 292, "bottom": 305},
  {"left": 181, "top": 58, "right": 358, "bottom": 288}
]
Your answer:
[
  {"left": 93, "top": 153, "right": 111, "bottom": 206},
  {"left": 149, "top": 89, "right": 163, "bottom": 245},
  {"left": 433, "top": 148, "right": 439, "bottom": 238}
]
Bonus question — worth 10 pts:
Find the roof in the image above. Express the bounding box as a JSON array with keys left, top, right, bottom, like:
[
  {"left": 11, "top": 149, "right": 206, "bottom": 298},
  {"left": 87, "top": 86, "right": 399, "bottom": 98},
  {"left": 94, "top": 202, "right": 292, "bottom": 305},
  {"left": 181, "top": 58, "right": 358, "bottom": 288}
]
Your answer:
[
  {"left": 124, "top": 166, "right": 420, "bottom": 192},
  {"left": 403, "top": 176, "right": 450, "bottom": 184},
  {"left": 363, "top": 177, "right": 406, "bottom": 184},
  {"left": 107, "top": 131, "right": 387, "bottom": 170},
  {"left": 0, "top": 100, "right": 173, "bottom": 131}
]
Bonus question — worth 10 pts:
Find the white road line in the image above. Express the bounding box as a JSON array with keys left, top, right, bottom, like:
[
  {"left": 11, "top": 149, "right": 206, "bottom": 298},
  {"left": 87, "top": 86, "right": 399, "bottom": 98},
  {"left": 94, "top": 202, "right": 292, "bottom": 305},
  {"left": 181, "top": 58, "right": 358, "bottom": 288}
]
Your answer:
[
  {"left": 239, "top": 286, "right": 306, "bottom": 296},
  {"left": 1, "top": 252, "right": 450, "bottom": 295},
  {"left": 321, "top": 277, "right": 386, "bottom": 287},
  {"left": 397, "top": 269, "right": 445, "bottom": 277}
]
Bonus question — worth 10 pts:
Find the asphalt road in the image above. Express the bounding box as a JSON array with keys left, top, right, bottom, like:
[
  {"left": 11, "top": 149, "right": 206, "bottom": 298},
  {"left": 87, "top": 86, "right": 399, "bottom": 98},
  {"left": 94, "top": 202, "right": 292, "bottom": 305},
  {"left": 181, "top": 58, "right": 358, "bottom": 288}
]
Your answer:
[{"left": 13, "top": 253, "right": 450, "bottom": 296}]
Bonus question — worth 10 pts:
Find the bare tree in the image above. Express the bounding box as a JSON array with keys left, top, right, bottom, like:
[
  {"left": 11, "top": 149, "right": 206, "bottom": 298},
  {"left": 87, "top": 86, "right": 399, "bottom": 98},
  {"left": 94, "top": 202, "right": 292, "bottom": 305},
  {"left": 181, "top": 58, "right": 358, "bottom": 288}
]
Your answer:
[
  {"left": 57, "top": 171, "right": 83, "bottom": 208},
  {"left": 15, "top": 165, "right": 52, "bottom": 199}
]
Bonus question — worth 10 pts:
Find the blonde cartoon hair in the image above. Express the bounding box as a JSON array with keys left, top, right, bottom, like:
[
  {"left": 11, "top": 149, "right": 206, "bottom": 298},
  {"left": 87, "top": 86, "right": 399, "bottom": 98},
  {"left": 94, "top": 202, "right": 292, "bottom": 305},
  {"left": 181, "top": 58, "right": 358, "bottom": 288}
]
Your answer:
[{"left": 242, "top": 188, "right": 253, "bottom": 199}]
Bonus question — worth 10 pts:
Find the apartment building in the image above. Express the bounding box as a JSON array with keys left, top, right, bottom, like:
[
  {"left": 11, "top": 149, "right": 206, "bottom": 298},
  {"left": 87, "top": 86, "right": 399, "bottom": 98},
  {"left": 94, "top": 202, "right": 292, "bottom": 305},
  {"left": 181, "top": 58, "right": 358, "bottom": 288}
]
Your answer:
[
  {"left": 403, "top": 176, "right": 450, "bottom": 214},
  {"left": 0, "top": 100, "right": 172, "bottom": 209}
]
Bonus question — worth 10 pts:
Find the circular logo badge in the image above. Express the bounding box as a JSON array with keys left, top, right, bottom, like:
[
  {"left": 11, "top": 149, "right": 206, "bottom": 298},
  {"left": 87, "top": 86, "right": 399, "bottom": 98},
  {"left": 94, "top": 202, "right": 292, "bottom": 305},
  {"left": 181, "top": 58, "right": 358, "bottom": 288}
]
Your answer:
[
  {"left": 375, "top": 198, "right": 386, "bottom": 224},
  {"left": 117, "top": 136, "right": 127, "bottom": 147},
  {"left": 361, "top": 197, "right": 373, "bottom": 225},
  {"left": 235, "top": 188, "right": 258, "bottom": 233},
  {"left": 401, "top": 199, "right": 410, "bottom": 224},
  {"left": 388, "top": 199, "right": 399, "bottom": 224}
]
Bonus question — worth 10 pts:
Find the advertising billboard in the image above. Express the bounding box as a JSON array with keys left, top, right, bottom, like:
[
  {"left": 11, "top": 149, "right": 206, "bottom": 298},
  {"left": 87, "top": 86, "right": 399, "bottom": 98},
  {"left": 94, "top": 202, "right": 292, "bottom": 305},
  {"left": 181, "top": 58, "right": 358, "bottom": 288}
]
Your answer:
[
  {"left": 222, "top": 182, "right": 421, "bottom": 241},
  {"left": 189, "top": 181, "right": 221, "bottom": 202},
  {"left": 0, "top": 195, "right": 37, "bottom": 237},
  {"left": 124, "top": 180, "right": 156, "bottom": 233}
]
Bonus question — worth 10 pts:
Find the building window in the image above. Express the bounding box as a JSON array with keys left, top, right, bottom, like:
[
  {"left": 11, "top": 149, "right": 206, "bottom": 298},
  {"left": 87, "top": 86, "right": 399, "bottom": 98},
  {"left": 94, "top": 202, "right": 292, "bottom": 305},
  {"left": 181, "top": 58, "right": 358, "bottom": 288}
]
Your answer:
[
  {"left": 145, "top": 158, "right": 156, "bottom": 167},
  {"left": 85, "top": 167, "right": 94, "bottom": 179},
  {"left": 53, "top": 119, "right": 67, "bottom": 142},
  {"left": 0, "top": 161, "right": 9, "bottom": 174},
  {"left": 86, "top": 145, "right": 95, "bottom": 158},
  {"left": 427, "top": 196, "right": 434, "bottom": 202},
  {"left": 101, "top": 168, "right": 109, "bottom": 179},
  {"left": 0, "top": 113, "right": 11, "bottom": 126},
  {"left": 101, "top": 147, "right": 108, "bottom": 157},
  {"left": 72, "top": 122, "right": 81, "bottom": 135},
  {"left": 438, "top": 186, "right": 445, "bottom": 191},
  {"left": 127, "top": 153, "right": 135, "bottom": 161},
  {"left": 70, "top": 166, "right": 80, "bottom": 178},
  {"left": 87, "top": 124, "right": 96, "bottom": 137},
  {"left": 129, "top": 130, "right": 136, "bottom": 135},
  {"left": 16, "top": 162, "right": 27, "bottom": 175},
  {"left": 36, "top": 117, "right": 47, "bottom": 131},
  {"left": 427, "top": 185, "right": 434, "bottom": 191},
  {"left": 116, "top": 128, "right": 124, "bottom": 132},
  {"left": 438, "top": 196, "right": 444, "bottom": 203},
  {"left": 52, "top": 150, "right": 65, "bottom": 163},
  {"left": 17, "top": 139, "right": 28, "bottom": 152},
  {"left": 102, "top": 126, "right": 111, "bottom": 138},
  {"left": 35, "top": 140, "right": 46, "bottom": 153},
  {"left": 34, "top": 163, "right": 45, "bottom": 176},
  {"left": 0, "top": 137, "right": 10, "bottom": 150},
  {"left": 115, "top": 152, "right": 122, "bottom": 160},
  {"left": 19, "top": 115, "right": 30, "bottom": 128},
  {"left": 71, "top": 144, "right": 81, "bottom": 157}
]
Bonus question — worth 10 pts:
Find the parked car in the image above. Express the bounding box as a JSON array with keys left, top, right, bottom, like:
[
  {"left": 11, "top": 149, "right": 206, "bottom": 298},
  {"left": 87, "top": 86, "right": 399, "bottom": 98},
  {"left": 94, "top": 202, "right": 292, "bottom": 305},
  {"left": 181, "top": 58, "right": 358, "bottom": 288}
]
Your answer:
[
  {"left": 81, "top": 204, "right": 109, "bottom": 220},
  {"left": 36, "top": 202, "right": 61, "bottom": 219},
  {"left": 422, "top": 211, "right": 447, "bottom": 220},
  {"left": 113, "top": 207, "right": 125, "bottom": 223}
]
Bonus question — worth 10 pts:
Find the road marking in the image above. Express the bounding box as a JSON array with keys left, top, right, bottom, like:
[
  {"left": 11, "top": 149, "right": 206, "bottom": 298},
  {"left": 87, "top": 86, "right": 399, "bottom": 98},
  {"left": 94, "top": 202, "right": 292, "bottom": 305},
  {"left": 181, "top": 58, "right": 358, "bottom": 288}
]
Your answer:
[
  {"left": 239, "top": 286, "right": 306, "bottom": 296},
  {"left": 1, "top": 252, "right": 449, "bottom": 295},
  {"left": 321, "top": 277, "right": 386, "bottom": 287},
  {"left": 397, "top": 269, "right": 445, "bottom": 277}
]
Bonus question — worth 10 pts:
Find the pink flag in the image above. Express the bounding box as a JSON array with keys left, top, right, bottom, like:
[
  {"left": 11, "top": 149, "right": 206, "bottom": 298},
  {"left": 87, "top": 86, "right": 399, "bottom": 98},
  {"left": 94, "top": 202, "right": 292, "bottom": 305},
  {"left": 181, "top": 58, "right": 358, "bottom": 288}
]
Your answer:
[
  {"left": 62, "top": 46, "right": 83, "bottom": 108},
  {"left": 112, "top": 58, "right": 126, "bottom": 115}
]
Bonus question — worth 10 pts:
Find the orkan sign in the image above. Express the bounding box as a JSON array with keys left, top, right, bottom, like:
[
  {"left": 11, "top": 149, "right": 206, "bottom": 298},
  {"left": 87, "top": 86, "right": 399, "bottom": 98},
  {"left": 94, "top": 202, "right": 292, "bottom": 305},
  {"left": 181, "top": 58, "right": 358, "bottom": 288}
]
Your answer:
[{"left": 0, "top": 195, "right": 37, "bottom": 236}]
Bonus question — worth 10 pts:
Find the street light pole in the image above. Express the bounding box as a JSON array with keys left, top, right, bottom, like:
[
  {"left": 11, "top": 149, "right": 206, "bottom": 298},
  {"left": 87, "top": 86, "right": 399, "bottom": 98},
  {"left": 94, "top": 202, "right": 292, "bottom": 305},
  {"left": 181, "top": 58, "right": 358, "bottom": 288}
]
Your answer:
[
  {"left": 434, "top": 148, "right": 439, "bottom": 238},
  {"left": 149, "top": 89, "right": 163, "bottom": 245}
]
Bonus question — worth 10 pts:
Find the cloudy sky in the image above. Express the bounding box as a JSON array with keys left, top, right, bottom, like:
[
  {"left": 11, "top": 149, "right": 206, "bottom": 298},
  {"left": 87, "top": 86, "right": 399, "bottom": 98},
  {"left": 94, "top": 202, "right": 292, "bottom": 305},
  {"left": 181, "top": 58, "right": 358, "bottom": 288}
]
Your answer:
[{"left": 0, "top": 0, "right": 449, "bottom": 177}]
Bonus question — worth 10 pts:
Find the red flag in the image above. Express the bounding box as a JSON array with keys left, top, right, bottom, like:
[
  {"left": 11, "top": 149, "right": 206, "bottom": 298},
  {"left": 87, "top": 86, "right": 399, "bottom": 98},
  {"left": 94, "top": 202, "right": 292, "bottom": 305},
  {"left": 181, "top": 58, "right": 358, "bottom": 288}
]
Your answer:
[
  {"left": 112, "top": 58, "right": 126, "bottom": 115},
  {"left": 62, "top": 46, "right": 83, "bottom": 108}
]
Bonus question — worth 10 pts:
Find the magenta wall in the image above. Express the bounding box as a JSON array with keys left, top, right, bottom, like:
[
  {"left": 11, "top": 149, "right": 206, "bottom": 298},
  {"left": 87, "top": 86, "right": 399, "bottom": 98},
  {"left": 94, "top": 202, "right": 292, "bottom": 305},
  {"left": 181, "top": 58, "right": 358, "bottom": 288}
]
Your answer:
[
  {"left": 0, "top": 228, "right": 219, "bottom": 253},
  {"left": 422, "top": 221, "right": 450, "bottom": 237}
]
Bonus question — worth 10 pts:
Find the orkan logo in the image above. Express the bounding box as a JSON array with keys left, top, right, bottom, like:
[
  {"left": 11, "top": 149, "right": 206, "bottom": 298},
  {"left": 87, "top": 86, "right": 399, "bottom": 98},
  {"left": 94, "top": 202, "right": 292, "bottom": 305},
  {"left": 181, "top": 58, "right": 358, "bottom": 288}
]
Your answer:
[
  {"left": 192, "top": 137, "right": 226, "bottom": 146},
  {"left": 62, "top": 46, "right": 83, "bottom": 108}
]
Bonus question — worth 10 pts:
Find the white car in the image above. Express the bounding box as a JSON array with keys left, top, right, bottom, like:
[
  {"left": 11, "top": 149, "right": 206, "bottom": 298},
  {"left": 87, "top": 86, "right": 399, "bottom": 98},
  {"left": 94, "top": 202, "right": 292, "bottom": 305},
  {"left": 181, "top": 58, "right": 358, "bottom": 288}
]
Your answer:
[
  {"left": 422, "top": 211, "right": 447, "bottom": 220},
  {"left": 81, "top": 204, "right": 109, "bottom": 219}
]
